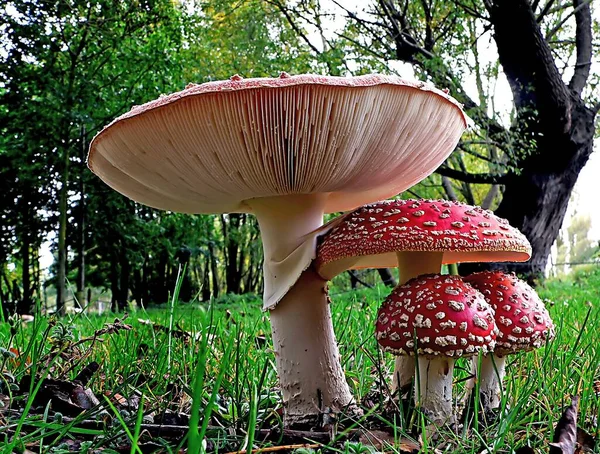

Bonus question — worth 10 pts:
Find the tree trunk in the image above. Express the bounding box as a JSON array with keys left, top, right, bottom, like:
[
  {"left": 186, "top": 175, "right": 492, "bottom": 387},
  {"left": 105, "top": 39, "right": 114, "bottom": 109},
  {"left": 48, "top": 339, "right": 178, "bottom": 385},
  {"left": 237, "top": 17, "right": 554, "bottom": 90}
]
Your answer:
[
  {"left": 461, "top": 0, "right": 598, "bottom": 280},
  {"left": 490, "top": 133, "right": 594, "bottom": 279},
  {"left": 208, "top": 242, "right": 219, "bottom": 299},
  {"left": 377, "top": 268, "right": 397, "bottom": 287},
  {"left": 221, "top": 213, "right": 243, "bottom": 294},
  {"left": 348, "top": 270, "right": 358, "bottom": 289},
  {"left": 201, "top": 262, "right": 211, "bottom": 301},
  {"left": 17, "top": 197, "right": 31, "bottom": 314},
  {"left": 110, "top": 251, "right": 119, "bottom": 312},
  {"left": 118, "top": 248, "right": 129, "bottom": 311},
  {"left": 75, "top": 131, "right": 86, "bottom": 308},
  {"left": 56, "top": 147, "right": 70, "bottom": 315}
]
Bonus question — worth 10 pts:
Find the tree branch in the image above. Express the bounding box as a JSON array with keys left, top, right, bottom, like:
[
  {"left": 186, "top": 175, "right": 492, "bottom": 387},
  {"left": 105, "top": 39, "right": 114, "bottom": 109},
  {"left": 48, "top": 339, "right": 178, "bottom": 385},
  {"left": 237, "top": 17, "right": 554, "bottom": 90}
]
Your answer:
[
  {"left": 536, "top": 0, "right": 559, "bottom": 22},
  {"left": 545, "top": 0, "right": 591, "bottom": 41},
  {"left": 567, "top": 0, "right": 593, "bottom": 95},
  {"left": 435, "top": 166, "right": 508, "bottom": 184},
  {"left": 452, "top": 0, "right": 488, "bottom": 21},
  {"left": 488, "top": 0, "right": 571, "bottom": 133},
  {"left": 441, "top": 176, "right": 459, "bottom": 200},
  {"left": 265, "top": 0, "right": 323, "bottom": 57}
]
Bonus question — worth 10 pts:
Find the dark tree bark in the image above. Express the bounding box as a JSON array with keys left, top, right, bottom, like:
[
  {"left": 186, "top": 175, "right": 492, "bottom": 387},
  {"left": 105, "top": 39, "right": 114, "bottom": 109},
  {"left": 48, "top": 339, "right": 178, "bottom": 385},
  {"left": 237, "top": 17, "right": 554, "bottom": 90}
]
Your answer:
[
  {"left": 56, "top": 146, "right": 69, "bottom": 315},
  {"left": 118, "top": 248, "right": 129, "bottom": 311},
  {"left": 221, "top": 213, "right": 245, "bottom": 294},
  {"left": 294, "top": 0, "right": 599, "bottom": 281},
  {"left": 461, "top": 0, "right": 598, "bottom": 279},
  {"left": 208, "top": 242, "right": 219, "bottom": 299},
  {"left": 110, "top": 251, "right": 119, "bottom": 312},
  {"left": 377, "top": 268, "right": 397, "bottom": 287},
  {"left": 17, "top": 194, "right": 32, "bottom": 314},
  {"left": 201, "top": 262, "right": 211, "bottom": 301},
  {"left": 75, "top": 130, "right": 86, "bottom": 309}
]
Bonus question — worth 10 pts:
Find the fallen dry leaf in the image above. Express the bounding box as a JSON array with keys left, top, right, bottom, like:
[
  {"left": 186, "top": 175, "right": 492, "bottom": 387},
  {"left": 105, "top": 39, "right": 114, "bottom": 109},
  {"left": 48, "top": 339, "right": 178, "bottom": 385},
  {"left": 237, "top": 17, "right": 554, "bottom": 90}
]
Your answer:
[
  {"left": 359, "top": 429, "right": 420, "bottom": 453},
  {"left": 550, "top": 396, "right": 579, "bottom": 454}
]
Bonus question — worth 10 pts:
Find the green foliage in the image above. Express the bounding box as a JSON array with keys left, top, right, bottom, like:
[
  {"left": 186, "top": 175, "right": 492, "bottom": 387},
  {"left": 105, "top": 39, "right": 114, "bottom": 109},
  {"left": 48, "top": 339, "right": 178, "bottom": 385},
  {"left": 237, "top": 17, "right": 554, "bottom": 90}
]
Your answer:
[
  {"left": 1, "top": 0, "right": 319, "bottom": 313},
  {"left": 1, "top": 268, "right": 600, "bottom": 451}
]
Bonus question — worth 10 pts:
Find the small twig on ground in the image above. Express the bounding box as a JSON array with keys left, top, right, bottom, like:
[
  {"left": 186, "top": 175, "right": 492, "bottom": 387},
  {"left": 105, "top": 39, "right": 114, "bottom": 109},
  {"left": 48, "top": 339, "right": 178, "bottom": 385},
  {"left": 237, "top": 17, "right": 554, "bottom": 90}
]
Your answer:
[{"left": 225, "top": 443, "right": 322, "bottom": 454}]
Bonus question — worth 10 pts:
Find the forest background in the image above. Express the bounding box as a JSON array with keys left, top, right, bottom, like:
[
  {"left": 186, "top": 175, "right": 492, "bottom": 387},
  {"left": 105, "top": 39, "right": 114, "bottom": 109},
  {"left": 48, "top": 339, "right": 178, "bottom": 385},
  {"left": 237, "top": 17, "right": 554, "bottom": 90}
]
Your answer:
[{"left": 1, "top": 0, "right": 599, "bottom": 316}]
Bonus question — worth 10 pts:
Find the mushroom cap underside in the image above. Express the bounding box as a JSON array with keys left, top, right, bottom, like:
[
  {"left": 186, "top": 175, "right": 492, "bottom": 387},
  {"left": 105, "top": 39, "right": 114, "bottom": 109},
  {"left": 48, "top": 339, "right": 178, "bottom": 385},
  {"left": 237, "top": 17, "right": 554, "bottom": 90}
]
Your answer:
[
  {"left": 316, "top": 199, "right": 531, "bottom": 279},
  {"left": 88, "top": 74, "right": 467, "bottom": 214},
  {"left": 376, "top": 274, "right": 497, "bottom": 357}
]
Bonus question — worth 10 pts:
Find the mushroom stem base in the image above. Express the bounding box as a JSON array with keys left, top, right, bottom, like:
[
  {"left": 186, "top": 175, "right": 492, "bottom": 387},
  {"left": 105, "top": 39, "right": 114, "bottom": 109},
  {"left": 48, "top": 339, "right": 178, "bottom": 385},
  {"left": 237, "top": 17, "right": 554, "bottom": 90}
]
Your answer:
[
  {"left": 473, "top": 354, "right": 506, "bottom": 412},
  {"left": 415, "top": 356, "right": 455, "bottom": 426},
  {"left": 391, "top": 356, "right": 415, "bottom": 397},
  {"left": 270, "top": 267, "right": 356, "bottom": 428},
  {"left": 391, "top": 252, "right": 443, "bottom": 397}
]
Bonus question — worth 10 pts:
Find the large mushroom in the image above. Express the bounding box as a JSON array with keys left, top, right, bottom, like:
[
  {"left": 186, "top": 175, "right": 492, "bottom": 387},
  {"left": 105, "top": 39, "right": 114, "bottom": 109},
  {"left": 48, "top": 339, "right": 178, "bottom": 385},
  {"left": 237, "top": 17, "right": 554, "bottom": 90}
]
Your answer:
[
  {"left": 316, "top": 199, "right": 531, "bottom": 394},
  {"left": 87, "top": 73, "right": 467, "bottom": 427},
  {"left": 375, "top": 274, "right": 497, "bottom": 425},
  {"left": 464, "top": 270, "right": 555, "bottom": 413}
]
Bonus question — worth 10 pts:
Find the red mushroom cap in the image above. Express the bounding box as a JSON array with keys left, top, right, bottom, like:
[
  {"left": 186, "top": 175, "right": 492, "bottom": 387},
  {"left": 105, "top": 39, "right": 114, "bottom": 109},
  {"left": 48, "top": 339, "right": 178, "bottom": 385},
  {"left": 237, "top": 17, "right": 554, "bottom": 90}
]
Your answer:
[
  {"left": 464, "top": 271, "right": 554, "bottom": 354},
  {"left": 316, "top": 199, "right": 531, "bottom": 280},
  {"left": 375, "top": 274, "right": 497, "bottom": 358}
]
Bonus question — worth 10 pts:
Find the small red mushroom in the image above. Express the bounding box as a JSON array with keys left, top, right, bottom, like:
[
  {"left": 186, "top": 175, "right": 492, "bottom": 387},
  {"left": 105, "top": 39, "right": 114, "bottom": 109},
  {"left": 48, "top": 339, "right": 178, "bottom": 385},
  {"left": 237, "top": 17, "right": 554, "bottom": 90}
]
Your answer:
[
  {"left": 376, "top": 274, "right": 497, "bottom": 425},
  {"left": 464, "top": 271, "right": 555, "bottom": 412},
  {"left": 317, "top": 198, "right": 530, "bottom": 393}
]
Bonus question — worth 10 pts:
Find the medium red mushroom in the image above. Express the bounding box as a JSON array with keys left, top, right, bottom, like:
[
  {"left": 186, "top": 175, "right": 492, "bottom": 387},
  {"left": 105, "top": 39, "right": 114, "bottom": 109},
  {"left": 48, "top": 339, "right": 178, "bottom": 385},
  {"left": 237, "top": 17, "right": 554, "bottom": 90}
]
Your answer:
[
  {"left": 464, "top": 271, "right": 555, "bottom": 412},
  {"left": 88, "top": 74, "right": 467, "bottom": 426},
  {"left": 317, "top": 199, "right": 530, "bottom": 394},
  {"left": 376, "top": 274, "right": 497, "bottom": 425}
]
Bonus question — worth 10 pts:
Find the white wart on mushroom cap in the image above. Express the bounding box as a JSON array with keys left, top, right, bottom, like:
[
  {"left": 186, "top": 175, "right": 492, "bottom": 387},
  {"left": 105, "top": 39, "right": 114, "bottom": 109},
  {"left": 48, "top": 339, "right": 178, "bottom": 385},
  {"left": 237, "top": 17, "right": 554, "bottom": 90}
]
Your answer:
[
  {"left": 317, "top": 199, "right": 531, "bottom": 280},
  {"left": 376, "top": 274, "right": 497, "bottom": 358},
  {"left": 464, "top": 271, "right": 555, "bottom": 353}
]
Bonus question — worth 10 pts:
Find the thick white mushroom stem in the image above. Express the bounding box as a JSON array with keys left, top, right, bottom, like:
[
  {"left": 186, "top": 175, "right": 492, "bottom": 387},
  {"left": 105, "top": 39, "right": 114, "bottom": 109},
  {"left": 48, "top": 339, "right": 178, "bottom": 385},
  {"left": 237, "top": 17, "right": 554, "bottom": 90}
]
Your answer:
[
  {"left": 391, "top": 252, "right": 443, "bottom": 394},
  {"left": 247, "top": 194, "right": 355, "bottom": 427},
  {"left": 415, "top": 356, "right": 455, "bottom": 426},
  {"left": 470, "top": 354, "right": 506, "bottom": 412}
]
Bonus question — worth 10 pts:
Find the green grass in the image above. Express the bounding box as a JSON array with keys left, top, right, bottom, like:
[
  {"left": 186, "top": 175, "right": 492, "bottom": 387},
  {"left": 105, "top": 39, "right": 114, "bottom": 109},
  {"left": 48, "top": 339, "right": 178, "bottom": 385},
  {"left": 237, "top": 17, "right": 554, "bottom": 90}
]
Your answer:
[{"left": 1, "top": 266, "right": 599, "bottom": 453}]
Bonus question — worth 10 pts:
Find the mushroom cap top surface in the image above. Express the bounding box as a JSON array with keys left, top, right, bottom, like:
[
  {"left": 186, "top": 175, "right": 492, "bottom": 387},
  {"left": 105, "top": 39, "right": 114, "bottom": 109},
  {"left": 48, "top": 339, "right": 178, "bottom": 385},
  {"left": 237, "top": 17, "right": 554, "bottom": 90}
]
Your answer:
[
  {"left": 376, "top": 274, "right": 497, "bottom": 358},
  {"left": 316, "top": 199, "right": 531, "bottom": 279},
  {"left": 88, "top": 73, "right": 466, "bottom": 214},
  {"left": 464, "top": 271, "right": 554, "bottom": 354}
]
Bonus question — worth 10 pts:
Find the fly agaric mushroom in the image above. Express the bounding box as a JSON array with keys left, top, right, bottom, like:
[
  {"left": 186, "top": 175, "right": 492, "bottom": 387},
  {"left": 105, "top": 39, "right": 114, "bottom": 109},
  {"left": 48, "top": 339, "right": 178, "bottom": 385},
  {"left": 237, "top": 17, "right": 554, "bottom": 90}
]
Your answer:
[
  {"left": 87, "top": 73, "right": 467, "bottom": 427},
  {"left": 464, "top": 271, "right": 554, "bottom": 412},
  {"left": 316, "top": 199, "right": 531, "bottom": 394},
  {"left": 376, "top": 274, "right": 496, "bottom": 425}
]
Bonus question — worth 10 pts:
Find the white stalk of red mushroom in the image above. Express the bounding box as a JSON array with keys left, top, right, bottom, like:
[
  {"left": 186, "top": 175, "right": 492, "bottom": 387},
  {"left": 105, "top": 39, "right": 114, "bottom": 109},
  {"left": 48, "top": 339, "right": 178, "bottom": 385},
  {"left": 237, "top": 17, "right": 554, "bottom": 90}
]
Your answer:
[
  {"left": 88, "top": 74, "right": 467, "bottom": 427},
  {"left": 375, "top": 274, "right": 497, "bottom": 425},
  {"left": 464, "top": 271, "right": 555, "bottom": 413},
  {"left": 317, "top": 199, "right": 530, "bottom": 395}
]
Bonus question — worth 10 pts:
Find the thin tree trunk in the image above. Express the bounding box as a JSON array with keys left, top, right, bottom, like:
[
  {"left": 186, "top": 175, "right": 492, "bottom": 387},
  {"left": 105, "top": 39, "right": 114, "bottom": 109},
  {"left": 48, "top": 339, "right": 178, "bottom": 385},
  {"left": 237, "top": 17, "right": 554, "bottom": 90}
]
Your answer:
[
  {"left": 18, "top": 206, "right": 31, "bottom": 315},
  {"left": 348, "top": 270, "right": 358, "bottom": 289},
  {"left": 118, "top": 249, "right": 129, "bottom": 311},
  {"left": 208, "top": 242, "right": 219, "bottom": 299},
  {"left": 75, "top": 129, "right": 86, "bottom": 308},
  {"left": 222, "top": 213, "right": 243, "bottom": 294},
  {"left": 377, "top": 268, "right": 397, "bottom": 287},
  {"left": 110, "top": 251, "right": 119, "bottom": 312},
  {"left": 201, "top": 263, "right": 211, "bottom": 301},
  {"left": 56, "top": 146, "right": 70, "bottom": 315}
]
